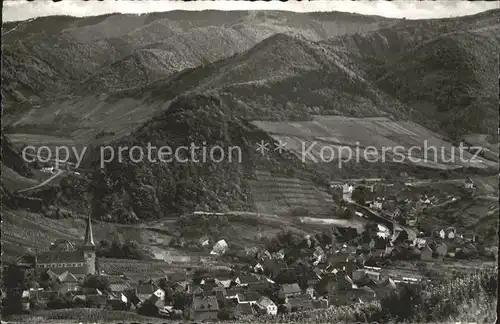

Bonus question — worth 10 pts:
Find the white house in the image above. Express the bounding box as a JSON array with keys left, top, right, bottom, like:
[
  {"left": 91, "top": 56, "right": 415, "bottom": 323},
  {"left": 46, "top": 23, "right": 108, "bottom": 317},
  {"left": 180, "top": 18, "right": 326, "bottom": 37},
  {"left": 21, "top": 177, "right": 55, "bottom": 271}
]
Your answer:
[
  {"left": 254, "top": 263, "right": 264, "bottom": 273},
  {"left": 211, "top": 240, "right": 228, "bottom": 255},
  {"left": 342, "top": 183, "right": 354, "bottom": 201},
  {"left": 464, "top": 177, "right": 475, "bottom": 189},
  {"left": 256, "top": 296, "right": 277, "bottom": 315},
  {"left": 370, "top": 200, "right": 383, "bottom": 210}
]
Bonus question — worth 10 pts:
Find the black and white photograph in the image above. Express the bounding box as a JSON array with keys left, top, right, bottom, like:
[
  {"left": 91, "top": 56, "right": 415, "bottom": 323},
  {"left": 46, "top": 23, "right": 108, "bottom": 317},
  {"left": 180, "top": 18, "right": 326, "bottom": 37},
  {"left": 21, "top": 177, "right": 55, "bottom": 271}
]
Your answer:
[{"left": 1, "top": 0, "right": 498, "bottom": 323}]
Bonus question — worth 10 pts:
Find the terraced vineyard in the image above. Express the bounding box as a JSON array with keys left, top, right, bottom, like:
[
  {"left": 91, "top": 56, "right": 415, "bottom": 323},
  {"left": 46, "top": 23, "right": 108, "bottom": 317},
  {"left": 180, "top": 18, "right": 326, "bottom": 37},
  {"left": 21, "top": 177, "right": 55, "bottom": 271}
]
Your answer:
[
  {"left": 247, "top": 170, "right": 333, "bottom": 215},
  {"left": 1, "top": 210, "right": 82, "bottom": 260}
]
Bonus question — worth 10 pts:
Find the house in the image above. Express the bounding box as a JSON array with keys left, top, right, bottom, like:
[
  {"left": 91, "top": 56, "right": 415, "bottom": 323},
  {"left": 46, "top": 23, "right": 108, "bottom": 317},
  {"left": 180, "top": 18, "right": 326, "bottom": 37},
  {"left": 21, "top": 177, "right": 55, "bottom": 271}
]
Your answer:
[
  {"left": 256, "top": 296, "right": 277, "bottom": 315},
  {"left": 199, "top": 236, "right": 210, "bottom": 247},
  {"left": 279, "top": 283, "right": 301, "bottom": 299},
  {"left": 244, "top": 246, "right": 259, "bottom": 258},
  {"left": 420, "top": 245, "right": 433, "bottom": 261},
  {"left": 415, "top": 238, "right": 428, "bottom": 248},
  {"left": 209, "top": 287, "right": 227, "bottom": 305},
  {"left": 464, "top": 177, "right": 475, "bottom": 189},
  {"left": 236, "top": 275, "right": 260, "bottom": 287},
  {"left": 213, "top": 277, "right": 233, "bottom": 289},
  {"left": 254, "top": 263, "right": 264, "bottom": 274},
  {"left": 273, "top": 249, "right": 285, "bottom": 260},
  {"left": 107, "top": 291, "right": 129, "bottom": 310},
  {"left": 392, "top": 207, "right": 402, "bottom": 218},
  {"left": 444, "top": 227, "right": 456, "bottom": 239},
  {"left": 370, "top": 200, "right": 383, "bottom": 210},
  {"left": 225, "top": 288, "right": 245, "bottom": 304},
  {"left": 211, "top": 240, "right": 228, "bottom": 255},
  {"left": 57, "top": 271, "right": 79, "bottom": 293},
  {"left": 72, "top": 294, "right": 87, "bottom": 305},
  {"left": 312, "top": 246, "right": 326, "bottom": 263},
  {"left": 305, "top": 286, "right": 315, "bottom": 299},
  {"left": 191, "top": 296, "right": 219, "bottom": 322},
  {"left": 289, "top": 295, "right": 314, "bottom": 312},
  {"left": 135, "top": 280, "right": 165, "bottom": 307},
  {"left": 239, "top": 290, "right": 261, "bottom": 305}
]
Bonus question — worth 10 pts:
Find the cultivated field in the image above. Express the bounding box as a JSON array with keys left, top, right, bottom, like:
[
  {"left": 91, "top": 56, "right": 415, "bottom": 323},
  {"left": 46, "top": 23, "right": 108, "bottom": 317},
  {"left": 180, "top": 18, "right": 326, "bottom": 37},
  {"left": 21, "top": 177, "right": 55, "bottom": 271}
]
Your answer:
[
  {"left": 1, "top": 210, "right": 82, "bottom": 260},
  {"left": 5, "top": 96, "right": 164, "bottom": 148},
  {"left": 253, "top": 116, "right": 498, "bottom": 169},
  {"left": 1, "top": 166, "right": 39, "bottom": 192},
  {"left": 247, "top": 170, "right": 333, "bottom": 215}
]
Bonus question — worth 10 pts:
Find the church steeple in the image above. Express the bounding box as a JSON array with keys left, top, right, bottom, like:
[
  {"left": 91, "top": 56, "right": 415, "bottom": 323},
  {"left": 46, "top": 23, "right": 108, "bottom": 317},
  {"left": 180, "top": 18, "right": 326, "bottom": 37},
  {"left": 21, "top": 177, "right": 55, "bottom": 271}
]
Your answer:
[
  {"left": 82, "top": 213, "right": 96, "bottom": 275},
  {"left": 83, "top": 213, "right": 95, "bottom": 248}
]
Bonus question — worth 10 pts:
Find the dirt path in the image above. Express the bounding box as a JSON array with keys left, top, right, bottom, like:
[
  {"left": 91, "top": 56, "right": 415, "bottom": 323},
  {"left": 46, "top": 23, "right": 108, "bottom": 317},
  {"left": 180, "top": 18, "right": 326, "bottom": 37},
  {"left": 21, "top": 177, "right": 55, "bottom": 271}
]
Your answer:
[{"left": 17, "top": 169, "right": 66, "bottom": 193}]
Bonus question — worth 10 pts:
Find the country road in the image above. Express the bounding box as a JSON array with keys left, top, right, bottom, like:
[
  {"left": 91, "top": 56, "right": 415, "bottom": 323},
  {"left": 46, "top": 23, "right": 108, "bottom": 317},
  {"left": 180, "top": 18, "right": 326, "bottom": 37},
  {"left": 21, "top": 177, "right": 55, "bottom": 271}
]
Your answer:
[{"left": 17, "top": 169, "right": 66, "bottom": 193}]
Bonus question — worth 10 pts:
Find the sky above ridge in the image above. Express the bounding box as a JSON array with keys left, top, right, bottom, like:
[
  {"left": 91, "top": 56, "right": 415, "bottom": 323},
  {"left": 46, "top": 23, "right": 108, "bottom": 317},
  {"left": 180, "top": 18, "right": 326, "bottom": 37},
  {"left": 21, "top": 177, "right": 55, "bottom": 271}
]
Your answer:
[{"left": 3, "top": 0, "right": 499, "bottom": 22}]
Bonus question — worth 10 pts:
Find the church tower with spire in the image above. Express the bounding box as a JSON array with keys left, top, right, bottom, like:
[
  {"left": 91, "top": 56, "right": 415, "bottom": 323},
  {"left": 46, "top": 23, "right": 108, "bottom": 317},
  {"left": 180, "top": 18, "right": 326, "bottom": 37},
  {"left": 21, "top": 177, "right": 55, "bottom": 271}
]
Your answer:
[{"left": 82, "top": 213, "right": 96, "bottom": 275}]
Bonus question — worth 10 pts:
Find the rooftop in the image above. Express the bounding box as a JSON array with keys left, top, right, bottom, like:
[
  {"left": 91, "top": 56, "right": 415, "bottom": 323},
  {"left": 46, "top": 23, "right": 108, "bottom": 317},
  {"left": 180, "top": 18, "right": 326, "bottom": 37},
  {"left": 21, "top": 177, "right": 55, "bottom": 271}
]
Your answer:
[
  {"left": 192, "top": 296, "right": 219, "bottom": 312},
  {"left": 37, "top": 251, "right": 85, "bottom": 264},
  {"left": 281, "top": 283, "right": 301, "bottom": 295}
]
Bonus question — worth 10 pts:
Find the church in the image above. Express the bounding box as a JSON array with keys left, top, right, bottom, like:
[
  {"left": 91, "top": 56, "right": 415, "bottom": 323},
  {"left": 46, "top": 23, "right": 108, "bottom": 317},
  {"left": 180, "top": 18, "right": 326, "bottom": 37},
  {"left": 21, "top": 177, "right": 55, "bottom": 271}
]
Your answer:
[{"left": 29, "top": 214, "right": 97, "bottom": 279}]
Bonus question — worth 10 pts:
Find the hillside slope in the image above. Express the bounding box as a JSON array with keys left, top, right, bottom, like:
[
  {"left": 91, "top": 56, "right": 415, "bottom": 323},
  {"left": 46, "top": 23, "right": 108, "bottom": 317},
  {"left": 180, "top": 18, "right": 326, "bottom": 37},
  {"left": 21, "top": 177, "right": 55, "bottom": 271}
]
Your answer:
[
  {"left": 4, "top": 10, "right": 499, "bottom": 140},
  {"left": 80, "top": 92, "right": 328, "bottom": 221},
  {"left": 5, "top": 33, "right": 408, "bottom": 143},
  {"left": 376, "top": 29, "right": 500, "bottom": 138},
  {"left": 2, "top": 10, "right": 395, "bottom": 110}
]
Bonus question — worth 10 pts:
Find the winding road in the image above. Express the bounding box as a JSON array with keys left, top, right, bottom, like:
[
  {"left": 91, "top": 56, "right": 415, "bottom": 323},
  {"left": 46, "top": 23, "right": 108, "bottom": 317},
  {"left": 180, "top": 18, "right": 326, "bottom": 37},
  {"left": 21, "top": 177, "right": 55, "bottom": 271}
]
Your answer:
[{"left": 17, "top": 169, "right": 66, "bottom": 193}]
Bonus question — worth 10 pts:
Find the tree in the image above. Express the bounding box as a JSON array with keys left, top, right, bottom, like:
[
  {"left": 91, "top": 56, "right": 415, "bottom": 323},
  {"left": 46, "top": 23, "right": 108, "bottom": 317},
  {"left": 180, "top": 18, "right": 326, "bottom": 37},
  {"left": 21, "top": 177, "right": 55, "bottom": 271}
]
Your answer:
[
  {"left": 218, "top": 307, "right": 235, "bottom": 320},
  {"left": 2, "top": 265, "right": 25, "bottom": 314},
  {"left": 362, "top": 223, "right": 378, "bottom": 243},
  {"left": 137, "top": 300, "right": 159, "bottom": 316},
  {"left": 394, "top": 230, "right": 409, "bottom": 245},
  {"left": 172, "top": 291, "right": 191, "bottom": 310},
  {"left": 47, "top": 292, "right": 73, "bottom": 309},
  {"left": 380, "top": 285, "right": 423, "bottom": 322},
  {"left": 82, "top": 275, "right": 110, "bottom": 293},
  {"left": 352, "top": 186, "right": 370, "bottom": 205}
]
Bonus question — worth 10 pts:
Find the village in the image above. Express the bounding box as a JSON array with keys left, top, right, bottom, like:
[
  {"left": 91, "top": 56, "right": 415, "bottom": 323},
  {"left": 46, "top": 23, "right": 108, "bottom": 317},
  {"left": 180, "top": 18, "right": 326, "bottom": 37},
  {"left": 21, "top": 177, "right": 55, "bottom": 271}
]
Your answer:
[{"left": 2, "top": 172, "right": 496, "bottom": 322}]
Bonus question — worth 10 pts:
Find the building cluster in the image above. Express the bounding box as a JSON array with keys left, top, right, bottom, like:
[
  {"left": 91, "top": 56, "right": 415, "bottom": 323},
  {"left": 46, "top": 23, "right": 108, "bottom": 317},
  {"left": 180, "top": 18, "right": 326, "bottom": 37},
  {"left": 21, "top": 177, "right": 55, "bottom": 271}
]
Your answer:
[{"left": 4, "top": 176, "right": 489, "bottom": 320}]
